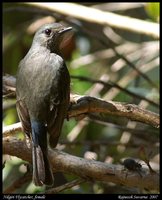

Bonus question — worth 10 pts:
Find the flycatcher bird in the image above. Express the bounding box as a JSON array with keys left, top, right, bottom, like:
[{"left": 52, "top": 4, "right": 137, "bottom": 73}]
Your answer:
[{"left": 16, "top": 23, "right": 72, "bottom": 186}]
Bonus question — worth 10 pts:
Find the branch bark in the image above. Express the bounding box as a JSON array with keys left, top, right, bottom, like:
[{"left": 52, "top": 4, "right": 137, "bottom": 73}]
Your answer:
[
  {"left": 69, "top": 95, "right": 159, "bottom": 128},
  {"left": 3, "top": 136, "right": 159, "bottom": 191}
]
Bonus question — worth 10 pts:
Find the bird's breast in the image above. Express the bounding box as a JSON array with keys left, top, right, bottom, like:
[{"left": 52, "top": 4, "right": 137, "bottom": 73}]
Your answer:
[{"left": 17, "top": 50, "right": 69, "bottom": 121}]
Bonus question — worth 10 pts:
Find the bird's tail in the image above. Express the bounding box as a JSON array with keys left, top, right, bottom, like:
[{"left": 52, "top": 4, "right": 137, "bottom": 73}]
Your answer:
[{"left": 31, "top": 121, "right": 54, "bottom": 186}]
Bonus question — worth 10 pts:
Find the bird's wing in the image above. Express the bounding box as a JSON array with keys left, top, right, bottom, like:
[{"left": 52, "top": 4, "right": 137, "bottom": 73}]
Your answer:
[
  {"left": 16, "top": 100, "right": 31, "bottom": 137},
  {"left": 47, "top": 62, "right": 70, "bottom": 148}
]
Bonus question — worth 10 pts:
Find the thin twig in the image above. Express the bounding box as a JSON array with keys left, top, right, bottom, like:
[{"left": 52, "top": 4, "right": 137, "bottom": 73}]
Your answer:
[
  {"left": 59, "top": 140, "right": 157, "bottom": 148},
  {"left": 45, "top": 178, "right": 85, "bottom": 194},
  {"left": 76, "top": 22, "right": 159, "bottom": 89},
  {"left": 71, "top": 75, "right": 159, "bottom": 108}
]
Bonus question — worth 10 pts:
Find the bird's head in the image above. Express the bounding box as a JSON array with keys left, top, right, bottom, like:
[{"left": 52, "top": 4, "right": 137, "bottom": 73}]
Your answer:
[{"left": 33, "top": 23, "right": 73, "bottom": 54}]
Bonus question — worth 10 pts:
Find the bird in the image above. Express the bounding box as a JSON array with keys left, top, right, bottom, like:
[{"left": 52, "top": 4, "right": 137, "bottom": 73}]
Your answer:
[{"left": 16, "top": 23, "right": 72, "bottom": 186}]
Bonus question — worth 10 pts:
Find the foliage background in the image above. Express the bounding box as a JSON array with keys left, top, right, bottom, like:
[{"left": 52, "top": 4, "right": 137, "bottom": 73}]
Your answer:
[{"left": 3, "top": 2, "right": 159, "bottom": 194}]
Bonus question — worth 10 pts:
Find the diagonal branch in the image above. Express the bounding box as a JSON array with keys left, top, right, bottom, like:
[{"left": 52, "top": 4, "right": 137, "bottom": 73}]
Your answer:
[
  {"left": 24, "top": 3, "right": 159, "bottom": 38},
  {"left": 45, "top": 178, "right": 85, "bottom": 194},
  {"left": 3, "top": 172, "right": 32, "bottom": 194},
  {"left": 71, "top": 75, "right": 159, "bottom": 108},
  {"left": 69, "top": 95, "right": 159, "bottom": 128}
]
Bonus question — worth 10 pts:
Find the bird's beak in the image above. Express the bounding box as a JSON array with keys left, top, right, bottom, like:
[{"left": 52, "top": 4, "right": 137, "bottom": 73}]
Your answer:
[{"left": 58, "top": 27, "right": 72, "bottom": 35}]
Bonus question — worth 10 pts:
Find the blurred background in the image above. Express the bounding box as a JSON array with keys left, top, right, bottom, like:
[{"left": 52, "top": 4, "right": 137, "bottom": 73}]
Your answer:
[{"left": 3, "top": 2, "right": 159, "bottom": 194}]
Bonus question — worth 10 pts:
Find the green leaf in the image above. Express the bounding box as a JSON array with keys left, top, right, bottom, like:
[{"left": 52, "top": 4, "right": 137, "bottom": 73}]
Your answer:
[{"left": 145, "top": 3, "right": 160, "bottom": 22}]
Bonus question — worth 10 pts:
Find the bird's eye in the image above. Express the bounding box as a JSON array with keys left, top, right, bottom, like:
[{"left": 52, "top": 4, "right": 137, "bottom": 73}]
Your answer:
[{"left": 45, "top": 29, "right": 52, "bottom": 36}]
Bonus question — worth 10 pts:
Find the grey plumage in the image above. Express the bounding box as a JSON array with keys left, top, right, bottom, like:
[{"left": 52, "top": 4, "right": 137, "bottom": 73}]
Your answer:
[{"left": 16, "top": 23, "right": 72, "bottom": 186}]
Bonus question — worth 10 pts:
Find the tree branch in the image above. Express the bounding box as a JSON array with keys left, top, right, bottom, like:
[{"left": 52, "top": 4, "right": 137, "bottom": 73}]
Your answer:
[
  {"left": 3, "top": 136, "right": 159, "bottom": 191},
  {"left": 3, "top": 122, "right": 22, "bottom": 137},
  {"left": 3, "top": 75, "right": 159, "bottom": 128},
  {"left": 69, "top": 95, "right": 159, "bottom": 128},
  {"left": 24, "top": 3, "right": 159, "bottom": 38}
]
